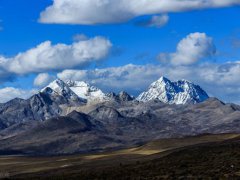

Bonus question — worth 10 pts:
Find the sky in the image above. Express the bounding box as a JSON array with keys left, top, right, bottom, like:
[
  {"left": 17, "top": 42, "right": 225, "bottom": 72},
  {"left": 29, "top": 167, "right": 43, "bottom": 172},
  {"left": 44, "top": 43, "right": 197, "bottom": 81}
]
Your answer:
[{"left": 0, "top": 0, "right": 240, "bottom": 103}]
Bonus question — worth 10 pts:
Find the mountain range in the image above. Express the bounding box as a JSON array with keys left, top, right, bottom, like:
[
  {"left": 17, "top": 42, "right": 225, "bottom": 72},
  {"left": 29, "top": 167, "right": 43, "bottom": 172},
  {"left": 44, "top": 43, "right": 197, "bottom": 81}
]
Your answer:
[
  {"left": 41, "top": 77, "right": 209, "bottom": 105},
  {"left": 0, "top": 77, "right": 208, "bottom": 127},
  {"left": 0, "top": 76, "right": 240, "bottom": 155}
]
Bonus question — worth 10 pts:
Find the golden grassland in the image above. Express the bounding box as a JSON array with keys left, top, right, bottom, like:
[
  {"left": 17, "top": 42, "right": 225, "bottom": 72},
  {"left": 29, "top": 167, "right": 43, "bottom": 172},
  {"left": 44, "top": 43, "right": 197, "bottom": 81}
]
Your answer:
[{"left": 0, "top": 133, "right": 238, "bottom": 179}]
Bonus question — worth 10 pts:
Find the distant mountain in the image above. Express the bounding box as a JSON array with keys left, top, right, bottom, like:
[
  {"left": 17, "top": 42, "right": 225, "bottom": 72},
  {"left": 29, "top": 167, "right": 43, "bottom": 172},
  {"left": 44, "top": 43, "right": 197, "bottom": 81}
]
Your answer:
[
  {"left": 65, "top": 80, "right": 110, "bottom": 103},
  {"left": 0, "top": 79, "right": 134, "bottom": 128},
  {"left": 0, "top": 81, "right": 84, "bottom": 128},
  {"left": 1, "top": 77, "right": 240, "bottom": 156},
  {"left": 41, "top": 77, "right": 208, "bottom": 105},
  {"left": 106, "top": 91, "right": 134, "bottom": 102},
  {"left": 43, "top": 79, "right": 134, "bottom": 103},
  {"left": 41, "top": 79, "right": 83, "bottom": 104},
  {"left": 137, "top": 76, "right": 209, "bottom": 104},
  {"left": 0, "top": 77, "right": 210, "bottom": 128},
  {"left": 1, "top": 98, "right": 240, "bottom": 155}
]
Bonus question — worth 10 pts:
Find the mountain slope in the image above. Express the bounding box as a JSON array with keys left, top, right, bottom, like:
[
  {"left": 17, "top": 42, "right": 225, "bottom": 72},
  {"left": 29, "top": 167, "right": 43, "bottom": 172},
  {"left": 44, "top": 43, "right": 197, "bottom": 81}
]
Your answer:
[
  {"left": 106, "top": 91, "right": 134, "bottom": 102},
  {"left": 41, "top": 79, "right": 83, "bottom": 104},
  {"left": 1, "top": 77, "right": 238, "bottom": 156},
  {"left": 137, "top": 76, "right": 209, "bottom": 104},
  {"left": 0, "top": 79, "right": 135, "bottom": 129},
  {"left": 1, "top": 98, "right": 240, "bottom": 155},
  {"left": 0, "top": 134, "right": 239, "bottom": 179},
  {"left": 65, "top": 80, "right": 109, "bottom": 103},
  {"left": 0, "top": 111, "right": 114, "bottom": 155},
  {"left": 65, "top": 81, "right": 134, "bottom": 103},
  {"left": 0, "top": 80, "right": 85, "bottom": 128}
]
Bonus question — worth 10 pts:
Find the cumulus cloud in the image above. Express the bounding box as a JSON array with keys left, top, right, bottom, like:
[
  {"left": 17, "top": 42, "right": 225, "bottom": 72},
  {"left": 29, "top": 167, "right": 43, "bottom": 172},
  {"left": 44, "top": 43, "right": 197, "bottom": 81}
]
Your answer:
[
  {"left": 0, "top": 87, "right": 36, "bottom": 103},
  {"left": 73, "top": 34, "right": 89, "bottom": 41},
  {"left": 158, "top": 32, "right": 216, "bottom": 65},
  {"left": 34, "top": 73, "right": 56, "bottom": 87},
  {"left": 0, "top": 36, "right": 112, "bottom": 74},
  {"left": 0, "top": 57, "right": 15, "bottom": 84},
  {"left": 136, "top": 14, "right": 169, "bottom": 28},
  {"left": 2, "top": 62, "right": 240, "bottom": 103},
  {"left": 39, "top": 0, "right": 240, "bottom": 25},
  {"left": 58, "top": 64, "right": 163, "bottom": 93},
  {"left": 57, "top": 62, "right": 240, "bottom": 103}
]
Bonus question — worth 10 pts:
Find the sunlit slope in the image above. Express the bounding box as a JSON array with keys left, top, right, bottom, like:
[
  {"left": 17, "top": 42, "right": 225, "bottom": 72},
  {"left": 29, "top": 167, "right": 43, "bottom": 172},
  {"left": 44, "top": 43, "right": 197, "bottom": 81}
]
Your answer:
[{"left": 0, "top": 133, "right": 238, "bottom": 178}]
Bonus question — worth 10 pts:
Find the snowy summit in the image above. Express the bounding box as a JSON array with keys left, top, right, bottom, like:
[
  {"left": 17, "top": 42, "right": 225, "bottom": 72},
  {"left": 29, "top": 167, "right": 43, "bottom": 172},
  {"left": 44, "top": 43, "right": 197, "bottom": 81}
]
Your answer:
[{"left": 137, "top": 76, "right": 209, "bottom": 105}]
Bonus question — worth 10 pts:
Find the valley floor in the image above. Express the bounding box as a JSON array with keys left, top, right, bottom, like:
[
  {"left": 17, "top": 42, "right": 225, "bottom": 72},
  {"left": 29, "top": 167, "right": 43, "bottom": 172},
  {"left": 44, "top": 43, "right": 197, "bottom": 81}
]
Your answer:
[{"left": 0, "top": 133, "right": 240, "bottom": 179}]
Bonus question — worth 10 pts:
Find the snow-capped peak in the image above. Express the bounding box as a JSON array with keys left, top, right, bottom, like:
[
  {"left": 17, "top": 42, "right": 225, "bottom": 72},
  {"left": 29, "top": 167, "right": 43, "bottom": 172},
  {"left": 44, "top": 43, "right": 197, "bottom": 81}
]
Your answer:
[
  {"left": 41, "top": 79, "right": 65, "bottom": 92},
  {"left": 65, "top": 80, "right": 109, "bottom": 102},
  {"left": 40, "top": 79, "right": 135, "bottom": 104},
  {"left": 137, "top": 76, "right": 209, "bottom": 105},
  {"left": 65, "top": 80, "right": 89, "bottom": 88},
  {"left": 40, "top": 79, "right": 80, "bottom": 101},
  {"left": 157, "top": 76, "right": 169, "bottom": 82}
]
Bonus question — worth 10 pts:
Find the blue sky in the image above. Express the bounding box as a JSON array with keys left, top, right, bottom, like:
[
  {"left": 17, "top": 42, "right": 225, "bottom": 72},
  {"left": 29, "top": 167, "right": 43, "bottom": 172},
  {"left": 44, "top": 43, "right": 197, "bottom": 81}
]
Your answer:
[{"left": 0, "top": 0, "right": 240, "bottom": 103}]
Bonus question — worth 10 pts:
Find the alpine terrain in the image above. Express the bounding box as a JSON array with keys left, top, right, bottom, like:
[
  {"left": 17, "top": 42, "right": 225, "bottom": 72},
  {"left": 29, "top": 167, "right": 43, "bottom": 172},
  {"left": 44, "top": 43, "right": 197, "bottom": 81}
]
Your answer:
[{"left": 0, "top": 76, "right": 240, "bottom": 156}]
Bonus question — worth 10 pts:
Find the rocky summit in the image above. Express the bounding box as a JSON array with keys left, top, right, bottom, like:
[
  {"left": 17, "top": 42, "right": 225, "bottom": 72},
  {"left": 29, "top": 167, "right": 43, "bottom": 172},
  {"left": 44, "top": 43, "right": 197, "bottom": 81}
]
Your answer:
[{"left": 137, "top": 76, "right": 209, "bottom": 104}]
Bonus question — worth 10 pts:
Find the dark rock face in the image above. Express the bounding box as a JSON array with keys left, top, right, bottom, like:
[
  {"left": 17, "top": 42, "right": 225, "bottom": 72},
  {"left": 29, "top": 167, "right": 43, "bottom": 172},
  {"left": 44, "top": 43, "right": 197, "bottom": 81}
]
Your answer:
[
  {"left": 106, "top": 91, "right": 134, "bottom": 102},
  {"left": 0, "top": 119, "right": 7, "bottom": 130},
  {"left": 0, "top": 91, "right": 84, "bottom": 128},
  {"left": 89, "top": 106, "right": 122, "bottom": 120},
  {"left": 1, "top": 98, "right": 240, "bottom": 156},
  {"left": 105, "top": 92, "right": 117, "bottom": 99},
  {"left": 0, "top": 98, "right": 34, "bottom": 127},
  {"left": 117, "top": 91, "right": 134, "bottom": 102},
  {"left": 0, "top": 111, "right": 104, "bottom": 155},
  {"left": 0, "top": 87, "right": 133, "bottom": 131}
]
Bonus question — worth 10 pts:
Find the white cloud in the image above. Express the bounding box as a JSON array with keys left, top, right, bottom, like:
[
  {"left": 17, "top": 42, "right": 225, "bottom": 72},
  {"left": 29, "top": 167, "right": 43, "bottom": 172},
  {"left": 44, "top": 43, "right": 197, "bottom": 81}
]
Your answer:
[
  {"left": 57, "top": 62, "right": 240, "bottom": 104},
  {"left": 0, "top": 57, "right": 15, "bottom": 83},
  {"left": 0, "top": 36, "right": 112, "bottom": 74},
  {"left": 158, "top": 32, "right": 216, "bottom": 65},
  {"left": 39, "top": 0, "right": 240, "bottom": 25},
  {"left": 148, "top": 14, "right": 169, "bottom": 28},
  {"left": 73, "top": 34, "right": 89, "bottom": 41},
  {"left": 1, "top": 62, "right": 240, "bottom": 103},
  {"left": 58, "top": 64, "right": 163, "bottom": 92},
  {"left": 34, "top": 73, "right": 56, "bottom": 87},
  {"left": 137, "top": 14, "right": 169, "bottom": 28},
  {"left": 0, "top": 87, "right": 36, "bottom": 103}
]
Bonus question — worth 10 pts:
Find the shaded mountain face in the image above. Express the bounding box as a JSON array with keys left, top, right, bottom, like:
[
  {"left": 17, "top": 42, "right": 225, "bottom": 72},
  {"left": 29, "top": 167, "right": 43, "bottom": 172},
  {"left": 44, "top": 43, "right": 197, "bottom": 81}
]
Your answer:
[
  {"left": 41, "top": 79, "right": 81, "bottom": 104},
  {"left": 0, "top": 111, "right": 108, "bottom": 155},
  {"left": 137, "top": 76, "right": 209, "bottom": 104},
  {"left": 0, "top": 81, "right": 85, "bottom": 128},
  {"left": 0, "top": 79, "right": 135, "bottom": 129},
  {"left": 117, "top": 91, "right": 134, "bottom": 102},
  {"left": 1, "top": 98, "right": 240, "bottom": 155},
  {"left": 106, "top": 91, "right": 134, "bottom": 102}
]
